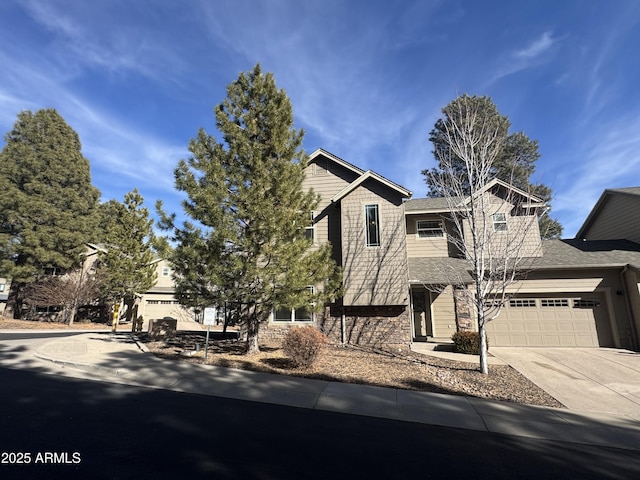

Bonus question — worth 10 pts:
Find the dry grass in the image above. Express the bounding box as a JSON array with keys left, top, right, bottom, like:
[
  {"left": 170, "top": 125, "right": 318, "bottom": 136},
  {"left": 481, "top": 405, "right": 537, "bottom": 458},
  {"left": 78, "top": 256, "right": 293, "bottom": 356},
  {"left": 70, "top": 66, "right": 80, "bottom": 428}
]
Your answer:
[{"left": 142, "top": 331, "right": 564, "bottom": 408}]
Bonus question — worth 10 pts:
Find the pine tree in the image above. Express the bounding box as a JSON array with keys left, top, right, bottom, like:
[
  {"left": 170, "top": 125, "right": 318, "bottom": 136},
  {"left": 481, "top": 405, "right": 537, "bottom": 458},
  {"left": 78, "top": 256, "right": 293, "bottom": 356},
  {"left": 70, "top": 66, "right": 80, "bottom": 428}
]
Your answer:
[
  {"left": 98, "top": 189, "right": 157, "bottom": 325},
  {"left": 158, "top": 64, "right": 342, "bottom": 353},
  {"left": 423, "top": 95, "right": 563, "bottom": 239},
  {"left": 0, "top": 109, "right": 100, "bottom": 318}
]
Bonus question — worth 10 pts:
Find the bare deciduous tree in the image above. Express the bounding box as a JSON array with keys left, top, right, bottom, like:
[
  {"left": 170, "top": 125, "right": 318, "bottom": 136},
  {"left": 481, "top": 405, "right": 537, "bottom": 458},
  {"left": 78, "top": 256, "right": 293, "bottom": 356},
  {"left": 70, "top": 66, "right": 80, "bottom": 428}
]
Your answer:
[
  {"left": 425, "top": 95, "right": 544, "bottom": 374},
  {"left": 24, "top": 269, "right": 102, "bottom": 325}
]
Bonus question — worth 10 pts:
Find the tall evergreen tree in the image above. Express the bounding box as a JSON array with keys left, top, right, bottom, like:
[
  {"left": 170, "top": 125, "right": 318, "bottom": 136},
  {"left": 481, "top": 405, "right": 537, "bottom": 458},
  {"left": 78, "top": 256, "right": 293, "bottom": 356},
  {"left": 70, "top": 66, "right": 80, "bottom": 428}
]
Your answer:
[
  {"left": 158, "top": 64, "right": 342, "bottom": 353},
  {"left": 0, "top": 109, "right": 100, "bottom": 318},
  {"left": 423, "top": 95, "right": 562, "bottom": 239},
  {"left": 98, "top": 189, "right": 157, "bottom": 325}
]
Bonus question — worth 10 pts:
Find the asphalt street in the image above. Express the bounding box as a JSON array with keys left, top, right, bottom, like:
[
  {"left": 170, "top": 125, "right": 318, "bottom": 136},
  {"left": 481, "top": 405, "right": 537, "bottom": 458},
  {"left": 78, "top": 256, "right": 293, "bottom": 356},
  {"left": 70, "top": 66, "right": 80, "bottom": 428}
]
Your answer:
[{"left": 1, "top": 367, "right": 639, "bottom": 480}]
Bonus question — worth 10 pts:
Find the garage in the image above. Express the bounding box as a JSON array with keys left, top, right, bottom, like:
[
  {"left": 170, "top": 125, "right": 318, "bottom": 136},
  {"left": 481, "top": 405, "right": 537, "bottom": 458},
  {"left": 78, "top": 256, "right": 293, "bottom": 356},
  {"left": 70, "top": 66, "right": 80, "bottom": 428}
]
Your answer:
[{"left": 485, "top": 294, "right": 613, "bottom": 347}]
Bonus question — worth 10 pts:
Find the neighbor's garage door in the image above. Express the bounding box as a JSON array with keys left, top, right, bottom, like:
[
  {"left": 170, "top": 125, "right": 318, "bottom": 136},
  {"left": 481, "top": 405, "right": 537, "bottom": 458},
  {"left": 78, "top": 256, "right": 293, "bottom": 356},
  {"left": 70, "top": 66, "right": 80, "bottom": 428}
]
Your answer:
[{"left": 486, "top": 294, "right": 612, "bottom": 347}]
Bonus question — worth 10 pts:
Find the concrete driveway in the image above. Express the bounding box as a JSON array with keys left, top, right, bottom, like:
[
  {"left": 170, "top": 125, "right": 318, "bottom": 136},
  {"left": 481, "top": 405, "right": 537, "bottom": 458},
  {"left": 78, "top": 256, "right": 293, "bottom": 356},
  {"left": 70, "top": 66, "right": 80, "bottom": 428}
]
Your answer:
[{"left": 491, "top": 347, "right": 640, "bottom": 418}]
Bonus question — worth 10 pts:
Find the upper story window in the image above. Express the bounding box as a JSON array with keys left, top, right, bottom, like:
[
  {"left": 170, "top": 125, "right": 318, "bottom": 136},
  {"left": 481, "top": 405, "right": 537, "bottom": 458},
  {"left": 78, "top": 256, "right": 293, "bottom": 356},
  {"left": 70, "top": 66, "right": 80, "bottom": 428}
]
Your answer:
[
  {"left": 417, "top": 220, "right": 444, "bottom": 238},
  {"left": 365, "top": 204, "right": 381, "bottom": 247},
  {"left": 305, "top": 211, "right": 315, "bottom": 242},
  {"left": 492, "top": 212, "right": 507, "bottom": 231},
  {"left": 0, "top": 283, "right": 5, "bottom": 292},
  {"left": 162, "top": 266, "right": 171, "bottom": 277}
]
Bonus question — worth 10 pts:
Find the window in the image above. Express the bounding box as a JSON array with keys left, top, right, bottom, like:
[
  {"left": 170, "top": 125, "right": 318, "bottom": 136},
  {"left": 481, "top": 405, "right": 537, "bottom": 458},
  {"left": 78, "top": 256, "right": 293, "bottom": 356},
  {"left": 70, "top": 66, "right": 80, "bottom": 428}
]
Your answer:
[
  {"left": 365, "top": 204, "right": 380, "bottom": 247},
  {"left": 44, "top": 267, "right": 66, "bottom": 276},
  {"left": 574, "top": 299, "right": 601, "bottom": 308},
  {"left": 162, "top": 266, "right": 170, "bottom": 277},
  {"left": 305, "top": 211, "right": 315, "bottom": 242},
  {"left": 417, "top": 220, "right": 444, "bottom": 238},
  {"left": 541, "top": 299, "right": 569, "bottom": 307},
  {"left": 147, "top": 300, "right": 159, "bottom": 305},
  {"left": 273, "top": 287, "right": 315, "bottom": 322},
  {"left": 0, "top": 283, "right": 4, "bottom": 292},
  {"left": 509, "top": 299, "right": 537, "bottom": 308},
  {"left": 492, "top": 212, "right": 507, "bottom": 231}
]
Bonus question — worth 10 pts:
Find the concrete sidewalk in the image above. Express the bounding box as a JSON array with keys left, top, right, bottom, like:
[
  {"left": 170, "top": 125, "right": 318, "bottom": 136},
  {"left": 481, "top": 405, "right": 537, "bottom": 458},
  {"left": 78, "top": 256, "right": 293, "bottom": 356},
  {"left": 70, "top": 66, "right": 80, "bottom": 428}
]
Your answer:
[{"left": 2, "top": 331, "right": 640, "bottom": 452}]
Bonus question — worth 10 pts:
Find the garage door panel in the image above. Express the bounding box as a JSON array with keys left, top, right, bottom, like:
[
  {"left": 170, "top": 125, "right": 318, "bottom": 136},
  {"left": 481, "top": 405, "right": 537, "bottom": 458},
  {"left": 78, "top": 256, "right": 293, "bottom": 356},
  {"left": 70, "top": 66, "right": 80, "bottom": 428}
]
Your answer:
[{"left": 486, "top": 294, "right": 609, "bottom": 347}]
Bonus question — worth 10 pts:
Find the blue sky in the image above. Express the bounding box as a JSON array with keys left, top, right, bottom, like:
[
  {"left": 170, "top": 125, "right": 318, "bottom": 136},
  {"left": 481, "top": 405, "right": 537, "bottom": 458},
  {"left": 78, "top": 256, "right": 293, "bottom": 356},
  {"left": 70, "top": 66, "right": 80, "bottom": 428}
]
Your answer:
[{"left": 1, "top": 0, "right": 639, "bottom": 237}]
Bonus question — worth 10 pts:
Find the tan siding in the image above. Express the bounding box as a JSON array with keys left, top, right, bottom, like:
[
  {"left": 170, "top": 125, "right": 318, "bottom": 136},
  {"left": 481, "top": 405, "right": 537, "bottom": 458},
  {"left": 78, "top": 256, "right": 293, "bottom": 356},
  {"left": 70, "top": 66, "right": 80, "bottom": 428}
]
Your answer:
[
  {"left": 340, "top": 181, "right": 409, "bottom": 306},
  {"left": 461, "top": 193, "right": 542, "bottom": 258},
  {"left": 583, "top": 195, "right": 640, "bottom": 243},
  {"left": 302, "top": 158, "right": 360, "bottom": 261},
  {"left": 430, "top": 286, "right": 457, "bottom": 337},
  {"left": 405, "top": 214, "right": 449, "bottom": 257}
]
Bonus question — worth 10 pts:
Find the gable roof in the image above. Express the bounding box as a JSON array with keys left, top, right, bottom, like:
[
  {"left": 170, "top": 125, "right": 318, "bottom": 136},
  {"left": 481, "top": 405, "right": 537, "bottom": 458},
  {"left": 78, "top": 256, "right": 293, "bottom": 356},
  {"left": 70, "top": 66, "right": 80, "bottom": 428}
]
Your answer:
[
  {"left": 331, "top": 169, "right": 412, "bottom": 203},
  {"left": 308, "top": 148, "right": 412, "bottom": 202},
  {"left": 404, "top": 178, "right": 545, "bottom": 215},
  {"left": 308, "top": 148, "right": 365, "bottom": 176},
  {"left": 575, "top": 187, "right": 640, "bottom": 240}
]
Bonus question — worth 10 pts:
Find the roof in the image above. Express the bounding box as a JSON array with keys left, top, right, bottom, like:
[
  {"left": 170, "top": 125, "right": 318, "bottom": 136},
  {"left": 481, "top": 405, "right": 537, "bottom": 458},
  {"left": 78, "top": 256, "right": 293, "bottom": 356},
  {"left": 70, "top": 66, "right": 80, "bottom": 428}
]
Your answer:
[
  {"left": 331, "top": 170, "right": 412, "bottom": 203},
  {"left": 576, "top": 187, "right": 640, "bottom": 239},
  {"left": 309, "top": 148, "right": 412, "bottom": 202},
  {"left": 308, "top": 148, "right": 365, "bottom": 176},
  {"left": 405, "top": 197, "right": 462, "bottom": 213},
  {"left": 408, "top": 256, "right": 474, "bottom": 284},
  {"left": 532, "top": 239, "right": 640, "bottom": 270},
  {"left": 404, "top": 178, "right": 544, "bottom": 215},
  {"left": 408, "top": 238, "right": 640, "bottom": 285}
]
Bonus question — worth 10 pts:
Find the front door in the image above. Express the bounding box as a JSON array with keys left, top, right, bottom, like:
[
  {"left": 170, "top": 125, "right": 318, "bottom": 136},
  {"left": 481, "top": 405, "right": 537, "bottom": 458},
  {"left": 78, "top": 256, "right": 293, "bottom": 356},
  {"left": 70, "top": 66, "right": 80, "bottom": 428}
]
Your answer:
[{"left": 412, "top": 289, "right": 433, "bottom": 339}]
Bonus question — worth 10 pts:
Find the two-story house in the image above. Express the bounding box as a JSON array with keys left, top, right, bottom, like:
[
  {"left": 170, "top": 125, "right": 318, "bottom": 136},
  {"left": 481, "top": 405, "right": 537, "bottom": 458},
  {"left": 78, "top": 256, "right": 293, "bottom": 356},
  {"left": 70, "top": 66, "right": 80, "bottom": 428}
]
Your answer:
[{"left": 272, "top": 149, "right": 640, "bottom": 352}]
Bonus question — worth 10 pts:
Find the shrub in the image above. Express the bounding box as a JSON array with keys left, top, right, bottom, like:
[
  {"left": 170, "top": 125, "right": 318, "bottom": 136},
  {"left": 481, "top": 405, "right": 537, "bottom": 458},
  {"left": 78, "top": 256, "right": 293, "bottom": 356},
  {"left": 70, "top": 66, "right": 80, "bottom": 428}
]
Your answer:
[
  {"left": 283, "top": 326, "right": 328, "bottom": 369},
  {"left": 451, "top": 331, "right": 487, "bottom": 355}
]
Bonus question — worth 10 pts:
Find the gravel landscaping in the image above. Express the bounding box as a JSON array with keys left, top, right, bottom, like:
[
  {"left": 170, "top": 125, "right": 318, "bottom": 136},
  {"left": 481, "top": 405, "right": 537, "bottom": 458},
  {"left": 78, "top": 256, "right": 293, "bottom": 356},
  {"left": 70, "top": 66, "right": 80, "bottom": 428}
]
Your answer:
[
  {"left": 140, "top": 331, "right": 564, "bottom": 408},
  {"left": 1, "top": 318, "right": 564, "bottom": 408}
]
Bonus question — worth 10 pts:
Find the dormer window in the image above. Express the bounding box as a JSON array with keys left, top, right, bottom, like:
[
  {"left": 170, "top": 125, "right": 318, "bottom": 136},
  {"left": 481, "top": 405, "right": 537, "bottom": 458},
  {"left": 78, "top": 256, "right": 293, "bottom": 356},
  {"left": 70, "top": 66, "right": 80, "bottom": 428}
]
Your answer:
[{"left": 492, "top": 212, "right": 507, "bottom": 231}]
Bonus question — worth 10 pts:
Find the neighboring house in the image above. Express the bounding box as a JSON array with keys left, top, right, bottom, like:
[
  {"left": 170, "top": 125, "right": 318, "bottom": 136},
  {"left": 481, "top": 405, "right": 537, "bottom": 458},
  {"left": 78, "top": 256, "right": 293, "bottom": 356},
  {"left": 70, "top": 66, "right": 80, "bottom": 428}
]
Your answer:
[
  {"left": 138, "top": 258, "right": 194, "bottom": 323},
  {"left": 576, "top": 187, "right": 640, "bottom": 244},
  {"left": 264, "top": 149, "right": 640, "bottom": 352},
  {"left": 0, "top": 277, "right": 9, "bottom": 312}
]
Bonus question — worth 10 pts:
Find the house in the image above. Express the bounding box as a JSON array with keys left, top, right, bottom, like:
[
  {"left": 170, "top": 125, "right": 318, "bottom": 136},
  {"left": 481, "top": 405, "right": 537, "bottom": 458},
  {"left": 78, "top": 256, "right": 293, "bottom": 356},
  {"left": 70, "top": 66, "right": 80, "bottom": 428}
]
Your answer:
[
  {"left": 0, "top": 277, "right": 9, "bottom": 312},
  {"left": 264, "top": 149, "right": 640, "bottom": 352},
  {"left": 138, "top": 258, "right": 194, "bottom": 325}
]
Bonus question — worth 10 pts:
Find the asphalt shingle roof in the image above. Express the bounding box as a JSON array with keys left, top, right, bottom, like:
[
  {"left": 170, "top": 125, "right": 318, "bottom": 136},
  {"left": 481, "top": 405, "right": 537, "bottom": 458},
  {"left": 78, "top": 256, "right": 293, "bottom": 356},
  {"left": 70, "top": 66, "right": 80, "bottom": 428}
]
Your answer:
[{"left": 408, "top": 239, "right": 640, "bottom": 284}]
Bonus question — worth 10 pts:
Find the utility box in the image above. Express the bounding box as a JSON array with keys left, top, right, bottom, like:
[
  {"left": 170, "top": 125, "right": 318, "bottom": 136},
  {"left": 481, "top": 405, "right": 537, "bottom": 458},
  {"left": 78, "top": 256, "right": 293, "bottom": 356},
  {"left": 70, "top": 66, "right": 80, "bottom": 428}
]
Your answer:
[{"left": 149, "top": 317, "right": 177, "bottom": 338}]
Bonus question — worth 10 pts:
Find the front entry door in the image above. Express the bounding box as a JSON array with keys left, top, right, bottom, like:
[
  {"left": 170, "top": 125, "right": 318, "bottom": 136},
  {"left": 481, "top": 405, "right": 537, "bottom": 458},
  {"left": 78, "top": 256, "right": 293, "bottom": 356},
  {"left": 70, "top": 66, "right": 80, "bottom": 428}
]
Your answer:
[{"left": 412, "top": 289, "right": 433, "bottom": 339}]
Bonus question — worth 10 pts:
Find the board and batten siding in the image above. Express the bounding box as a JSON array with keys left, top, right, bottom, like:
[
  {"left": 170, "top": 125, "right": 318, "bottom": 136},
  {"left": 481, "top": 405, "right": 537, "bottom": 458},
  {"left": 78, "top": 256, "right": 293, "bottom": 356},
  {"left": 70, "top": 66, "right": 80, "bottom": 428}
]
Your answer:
[{"left": 582, "top": 194, "right": 640, "bottom": 244}]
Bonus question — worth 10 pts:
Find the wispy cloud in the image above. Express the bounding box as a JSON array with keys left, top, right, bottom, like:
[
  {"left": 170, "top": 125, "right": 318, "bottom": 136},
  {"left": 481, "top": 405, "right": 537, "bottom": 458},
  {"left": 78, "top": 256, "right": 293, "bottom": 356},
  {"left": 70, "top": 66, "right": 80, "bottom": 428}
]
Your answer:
[
  {"left": 514, "top": 31, "right": 555, "bottom": 59},
  {"left": 485, "top": 31, "right": 559, "bottom": 86}
]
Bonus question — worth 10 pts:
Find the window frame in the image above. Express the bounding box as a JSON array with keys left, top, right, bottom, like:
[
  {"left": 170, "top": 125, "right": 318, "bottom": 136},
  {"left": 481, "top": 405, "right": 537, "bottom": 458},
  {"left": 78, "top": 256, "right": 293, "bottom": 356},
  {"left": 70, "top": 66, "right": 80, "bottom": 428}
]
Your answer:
[
  {"left": 364, "top": 204, "right": 381, "bottom": 247},
  {"left": 272, "top": 287, "right": 315, "bottom": 323},
  {"left": 305, "top": 211, "right": 315, "bottom": 243},
  {"left": 416, "top": 219, "right": 444, "bottom": 239},
  {"left": 162, "top": 266, "right": 171, "bottom": 277},
  {"left": 492, "top": 212, "right": 508, "bottom": 231}
]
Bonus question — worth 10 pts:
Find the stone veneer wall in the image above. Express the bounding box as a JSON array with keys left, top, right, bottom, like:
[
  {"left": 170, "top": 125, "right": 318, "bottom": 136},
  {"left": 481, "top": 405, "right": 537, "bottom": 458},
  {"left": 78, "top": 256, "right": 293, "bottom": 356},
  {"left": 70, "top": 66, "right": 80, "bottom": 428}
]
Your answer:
[
  {"left": 318, "top": 305, "right": 411, "bottom": 352},
  {"left": 259, "top": 305, "right": 411, "bottom": 352},
  {"left": 453, "top": 287, "right": 475, "bottom": 331}
]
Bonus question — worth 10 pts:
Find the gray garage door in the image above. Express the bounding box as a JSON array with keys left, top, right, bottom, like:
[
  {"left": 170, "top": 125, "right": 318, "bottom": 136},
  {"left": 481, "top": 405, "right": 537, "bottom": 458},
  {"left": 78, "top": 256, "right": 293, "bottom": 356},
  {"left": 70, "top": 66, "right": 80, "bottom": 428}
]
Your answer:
[{"left": 486, "top": 294, "right": 612, "bottom": 347}]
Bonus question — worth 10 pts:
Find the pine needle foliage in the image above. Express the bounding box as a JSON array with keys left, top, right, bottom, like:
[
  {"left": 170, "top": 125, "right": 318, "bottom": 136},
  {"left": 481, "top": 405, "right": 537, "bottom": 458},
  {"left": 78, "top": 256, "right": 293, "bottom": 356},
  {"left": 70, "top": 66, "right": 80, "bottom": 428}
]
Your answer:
[
  {"left": 423, "top": 95, "right": 562, "bottom": 239},
  {"left": 0, "top": 109, "right": 100, "bottom": 318},
  {"left": 158, "top": 64, "right": 342, "bottom": 353},
  {"left": 98, "top": 189, "right": 157, "bottom": 321}
]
